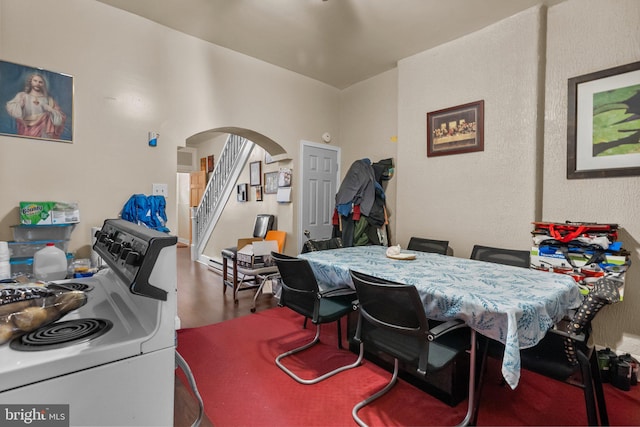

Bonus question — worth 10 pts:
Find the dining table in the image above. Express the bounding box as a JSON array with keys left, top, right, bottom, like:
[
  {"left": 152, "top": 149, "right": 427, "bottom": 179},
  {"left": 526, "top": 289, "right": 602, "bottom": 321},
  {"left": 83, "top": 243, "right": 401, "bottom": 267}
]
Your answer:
[{"left": 298, "top": 245, "right": 583, "bottom": 424}]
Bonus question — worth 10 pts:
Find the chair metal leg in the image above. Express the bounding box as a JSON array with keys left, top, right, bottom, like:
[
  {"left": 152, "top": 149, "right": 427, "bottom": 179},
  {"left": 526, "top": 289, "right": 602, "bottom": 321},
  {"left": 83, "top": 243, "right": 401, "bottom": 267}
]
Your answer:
[
  {"left": 578, "top": 351, "right": 599, "bottom": 426},
  {"left": 250, "top": 275, "right": 267, "bottom": 313},
  {"left": 232, "top": 258, "right": 239, "bottom": 303},
  {"left": 590, "top": 350, "right": 609, "bottom": 425},
  {"left": 352, "top": 347, "right": 399, "bottom": 427},
  {"left": 222, "top": 256, "right": 229, "bottom": 295},
  {"left": 352, "top": 332, "right": 479, "bottom": 427},
  {"left": 251, "top": 273, "right": 279, "bottom": 313},
  {"left": 459, "top": 329, "right": 478, "bottom": 427},
  {"left": 221, "top": 255, "right": 240, "bottom": 303},
  {"left": 275, "top": 323, "right": 363, "bottom": 385},
  {"left": 470, "top": 334, "right": 490, "bottom": 426}
]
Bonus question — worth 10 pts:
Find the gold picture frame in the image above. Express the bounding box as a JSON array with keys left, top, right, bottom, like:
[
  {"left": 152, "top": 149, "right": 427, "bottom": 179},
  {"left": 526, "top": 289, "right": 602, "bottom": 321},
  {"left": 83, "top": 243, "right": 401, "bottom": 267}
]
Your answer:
[
  {"left": 0, "top": 60, "right": 74, "bottom": 143},
  {"left": 426, "top": 100, "right": 484, "bottom": 157}
]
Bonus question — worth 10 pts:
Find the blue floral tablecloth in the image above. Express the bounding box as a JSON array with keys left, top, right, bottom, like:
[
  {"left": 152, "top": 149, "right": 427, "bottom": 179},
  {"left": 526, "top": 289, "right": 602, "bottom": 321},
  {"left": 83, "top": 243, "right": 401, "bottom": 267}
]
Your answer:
[{"left": 299, "top": 245, "right": 583, "bottom": 388}]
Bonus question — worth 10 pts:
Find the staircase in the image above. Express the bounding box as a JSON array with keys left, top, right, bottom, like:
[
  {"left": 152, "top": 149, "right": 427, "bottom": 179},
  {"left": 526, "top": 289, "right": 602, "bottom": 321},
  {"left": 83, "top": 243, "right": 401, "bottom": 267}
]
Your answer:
[{"left": 191, "top": 134, "right": 254, "bottom": 261}]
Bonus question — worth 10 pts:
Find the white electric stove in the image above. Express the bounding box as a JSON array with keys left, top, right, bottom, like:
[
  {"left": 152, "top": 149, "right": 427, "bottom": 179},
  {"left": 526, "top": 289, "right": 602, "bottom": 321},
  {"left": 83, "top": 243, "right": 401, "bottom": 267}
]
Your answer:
[{"left": 0, "top": 219, "right": 178, "bottom": 426}]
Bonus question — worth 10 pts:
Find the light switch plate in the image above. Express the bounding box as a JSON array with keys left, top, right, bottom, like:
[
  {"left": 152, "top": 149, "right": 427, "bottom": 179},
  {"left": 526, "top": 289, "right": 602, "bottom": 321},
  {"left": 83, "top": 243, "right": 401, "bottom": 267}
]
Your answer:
[{"left": 152, "top": 183, "right": 168, "bottom": 197}]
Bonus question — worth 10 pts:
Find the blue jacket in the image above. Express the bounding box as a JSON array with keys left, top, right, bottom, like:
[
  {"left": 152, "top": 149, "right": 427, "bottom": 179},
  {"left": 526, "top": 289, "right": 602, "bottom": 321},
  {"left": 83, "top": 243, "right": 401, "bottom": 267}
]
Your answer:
[{"left": 121, "top": 194, "right": 170, "bottom": 232}]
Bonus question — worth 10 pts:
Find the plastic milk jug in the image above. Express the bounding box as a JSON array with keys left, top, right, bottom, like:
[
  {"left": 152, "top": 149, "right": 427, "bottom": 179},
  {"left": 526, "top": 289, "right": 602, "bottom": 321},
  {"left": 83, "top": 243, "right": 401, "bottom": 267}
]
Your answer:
[{"left": 33, "top": 243, "right": 67, "bottom": 281}]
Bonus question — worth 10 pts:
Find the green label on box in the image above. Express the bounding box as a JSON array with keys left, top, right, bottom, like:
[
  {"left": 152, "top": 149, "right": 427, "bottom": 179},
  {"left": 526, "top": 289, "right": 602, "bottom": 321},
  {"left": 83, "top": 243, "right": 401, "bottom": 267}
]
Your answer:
[
  {"left": 20, "top": 202, "right": 57, "bottom": 225},
  {"left": 19, "top": 202, "right": 79, "bottom": 225}
]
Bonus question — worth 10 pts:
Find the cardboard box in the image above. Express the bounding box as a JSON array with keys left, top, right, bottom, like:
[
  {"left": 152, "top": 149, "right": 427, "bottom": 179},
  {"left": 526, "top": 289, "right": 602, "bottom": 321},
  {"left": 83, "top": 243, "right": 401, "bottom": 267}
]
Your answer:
[
  {"left": 237, "top": 240, "right": 279, "bottom": 269},
  {"left": 236, "top": 237, "right": 263, "bottom": 251},
  {"left": 20, "top": 201, "right": 80, "bottom": 225}
]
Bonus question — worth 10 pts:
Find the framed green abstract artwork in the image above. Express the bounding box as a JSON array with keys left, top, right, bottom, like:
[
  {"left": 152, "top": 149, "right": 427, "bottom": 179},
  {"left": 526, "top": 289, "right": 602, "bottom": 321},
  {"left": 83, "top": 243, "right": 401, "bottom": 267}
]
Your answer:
[{"left": 567, "top": 61, "right": 640, "bottom": 178}]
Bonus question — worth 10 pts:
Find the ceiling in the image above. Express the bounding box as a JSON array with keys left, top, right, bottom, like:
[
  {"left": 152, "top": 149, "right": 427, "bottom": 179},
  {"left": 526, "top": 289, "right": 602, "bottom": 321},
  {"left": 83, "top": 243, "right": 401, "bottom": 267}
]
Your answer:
[{"left": 96, "top": 0, "right": 564, "bottom": 89}]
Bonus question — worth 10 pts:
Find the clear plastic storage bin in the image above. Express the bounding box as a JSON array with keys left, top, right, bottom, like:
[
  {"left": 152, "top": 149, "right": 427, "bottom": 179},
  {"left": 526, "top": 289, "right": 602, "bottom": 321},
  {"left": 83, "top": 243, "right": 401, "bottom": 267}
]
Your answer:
[
  {"left": 8, "top": 240, "right": 69, "bottom": 258},
  {"left": 8, "top": 257, "right": 34, "bottom": 278},
  {"left": 9, "top": 253, "right": 73, "bottom": 279},
  {"left": 11, "top": 224, "right": 76, "bottom": 242}
]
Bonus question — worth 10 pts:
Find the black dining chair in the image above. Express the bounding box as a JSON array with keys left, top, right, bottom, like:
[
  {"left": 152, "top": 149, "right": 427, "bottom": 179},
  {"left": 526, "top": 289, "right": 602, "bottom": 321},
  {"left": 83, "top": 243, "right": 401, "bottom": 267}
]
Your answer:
[
  {"left": 475, "top": 277, "right": 621, "bottom": 426},
  {"left": 299, "top": 234, "right": 347, "bottom": 328},
  {"left": 301, "top": 236, "right": 344, "bottom": 253},
  {"left": 470, "top": 244, "right": 530, "bottom": 268},
  {"left": 349, "top": 270, "right": 471, "bottom": 427},
  {"left": 407, "top": 236, "right": 451, "bottom": 255},
  {"left": 271, "top": 252, "right": 361, "bottom": 385},
  {"left": 221, "top": 214, "right": 275, "bottom": 301}
]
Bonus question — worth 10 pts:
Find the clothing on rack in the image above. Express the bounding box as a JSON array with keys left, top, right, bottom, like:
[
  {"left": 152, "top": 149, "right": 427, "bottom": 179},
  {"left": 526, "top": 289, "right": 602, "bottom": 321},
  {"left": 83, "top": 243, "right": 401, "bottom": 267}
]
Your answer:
[
  {"left": 335, "top": 159, "right": 377, "bottom": 218},
  {"left": 334, "top": 158, "right": 393, "bottom": 247}
]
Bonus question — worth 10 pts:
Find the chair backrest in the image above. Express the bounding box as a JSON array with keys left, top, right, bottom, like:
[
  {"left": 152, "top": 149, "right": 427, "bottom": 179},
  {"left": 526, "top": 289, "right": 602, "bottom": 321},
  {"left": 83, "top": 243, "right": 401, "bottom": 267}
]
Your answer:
[
  {"left": 265, "top": 230, "right": 286, "bottom": 252},
  {"left": 351, "top": 270, "right": 427, "bottom": 333},
  {"left": 271, "top": 252, "right": 320, "bottom": 319},
  {"left": 470, "top": 244, "right": 530, "bottom": 268},
  {"left": 300, "top": 237, "right": 344, "bottom": 253},
  {"left": 253, "top": 214, "right": 275, "bottom": 238},
  {"left": 350, "top": 270, "right": 431, "bottom": 371},
  {"left": 407, "top": 237, "right": 449, "bottom": 255}
]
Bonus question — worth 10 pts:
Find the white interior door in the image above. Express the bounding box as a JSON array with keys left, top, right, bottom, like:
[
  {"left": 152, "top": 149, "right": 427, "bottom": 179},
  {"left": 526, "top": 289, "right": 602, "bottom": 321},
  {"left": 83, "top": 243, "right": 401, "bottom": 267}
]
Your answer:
[{"left": 299, "top": 141, "right": 340, "bottom": 252}]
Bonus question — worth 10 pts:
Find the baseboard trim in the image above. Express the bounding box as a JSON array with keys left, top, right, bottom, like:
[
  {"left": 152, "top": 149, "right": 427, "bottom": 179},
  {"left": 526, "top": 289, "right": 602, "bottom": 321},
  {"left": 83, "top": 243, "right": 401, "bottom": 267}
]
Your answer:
[{"left": 199, "top": 255, "right": 222, "bottom": 272}]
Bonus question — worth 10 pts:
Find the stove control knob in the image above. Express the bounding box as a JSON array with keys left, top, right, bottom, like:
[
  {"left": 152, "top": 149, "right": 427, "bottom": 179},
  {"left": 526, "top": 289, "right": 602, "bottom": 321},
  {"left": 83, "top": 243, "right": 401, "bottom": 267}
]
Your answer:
[
  {"left": 125, "top": 251, "right": 141, "bottom": 266},
  {"left": 120, "top": 247, "right": 132, "bottom": 260},
  {"left": 109, "top": 242, "right": 122, "bottom": 255}
]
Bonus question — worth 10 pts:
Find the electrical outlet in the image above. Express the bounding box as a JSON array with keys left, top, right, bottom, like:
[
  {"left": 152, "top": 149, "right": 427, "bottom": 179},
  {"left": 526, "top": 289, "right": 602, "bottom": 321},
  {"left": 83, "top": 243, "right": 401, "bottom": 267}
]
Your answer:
[{"left": 152, "top": 183, "right": 168, "bottom": 197}]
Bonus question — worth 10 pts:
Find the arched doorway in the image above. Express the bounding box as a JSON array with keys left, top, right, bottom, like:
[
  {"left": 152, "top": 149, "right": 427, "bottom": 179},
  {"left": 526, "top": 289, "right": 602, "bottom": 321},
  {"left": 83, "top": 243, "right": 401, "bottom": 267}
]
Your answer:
[{"left": 176, "top": 127, "right": 289, "bottom": 255}]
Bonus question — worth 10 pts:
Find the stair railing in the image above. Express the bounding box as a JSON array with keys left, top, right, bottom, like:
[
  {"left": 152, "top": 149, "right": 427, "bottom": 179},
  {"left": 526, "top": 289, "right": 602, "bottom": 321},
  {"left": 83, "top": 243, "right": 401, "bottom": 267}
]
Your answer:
[{"left": 191, "top": 134, "right": 254, "bottom": 260}]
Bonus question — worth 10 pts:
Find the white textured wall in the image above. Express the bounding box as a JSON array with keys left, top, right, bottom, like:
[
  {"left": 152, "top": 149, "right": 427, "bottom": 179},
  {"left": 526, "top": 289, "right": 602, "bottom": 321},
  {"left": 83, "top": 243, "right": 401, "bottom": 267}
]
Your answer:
[
  {"left": 396, "top": 7, "right": 544, "bottom": 256},
  {"left": 392, "top": 0, "right": 639, "bottom": 354},
  {"left": 0, "top": 0, "right": 339, "bottom": 258},
  {"left": 339, "top": 69, "right": 399, "bottom": 243},
  {"left": 543, "top": 0, "right": 640, "bottom": 355}
]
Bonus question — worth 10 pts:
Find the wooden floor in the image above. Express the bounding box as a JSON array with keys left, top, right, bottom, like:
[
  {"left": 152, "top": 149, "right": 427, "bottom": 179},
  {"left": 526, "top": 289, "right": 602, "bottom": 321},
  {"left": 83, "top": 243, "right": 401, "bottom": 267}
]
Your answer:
[{"left": 173, "top": 245, "right": 278, "bottom": 427}]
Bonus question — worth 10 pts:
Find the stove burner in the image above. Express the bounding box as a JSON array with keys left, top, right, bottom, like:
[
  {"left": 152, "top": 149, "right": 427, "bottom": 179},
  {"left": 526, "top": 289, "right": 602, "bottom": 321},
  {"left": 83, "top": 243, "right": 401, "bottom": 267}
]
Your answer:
[
  {"left": 10, "top": 319, "right": 113, "bottom": 351},
  {"left": 48, "top": 282, "right": 93, "bottom": 292}
]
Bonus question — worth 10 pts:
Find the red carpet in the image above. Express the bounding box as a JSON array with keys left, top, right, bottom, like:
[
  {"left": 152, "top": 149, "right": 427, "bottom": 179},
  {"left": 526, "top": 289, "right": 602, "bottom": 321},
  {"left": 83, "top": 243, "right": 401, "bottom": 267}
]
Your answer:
[{"left": 176, "top": 307, "right": 640, "bottom": 426}]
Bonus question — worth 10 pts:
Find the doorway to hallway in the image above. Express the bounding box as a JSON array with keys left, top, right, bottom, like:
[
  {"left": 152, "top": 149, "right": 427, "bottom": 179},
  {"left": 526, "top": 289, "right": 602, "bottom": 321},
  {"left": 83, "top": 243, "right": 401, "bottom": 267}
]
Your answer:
[{"left": 299, "top": 141, "right": 340, "bottom": 252}]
